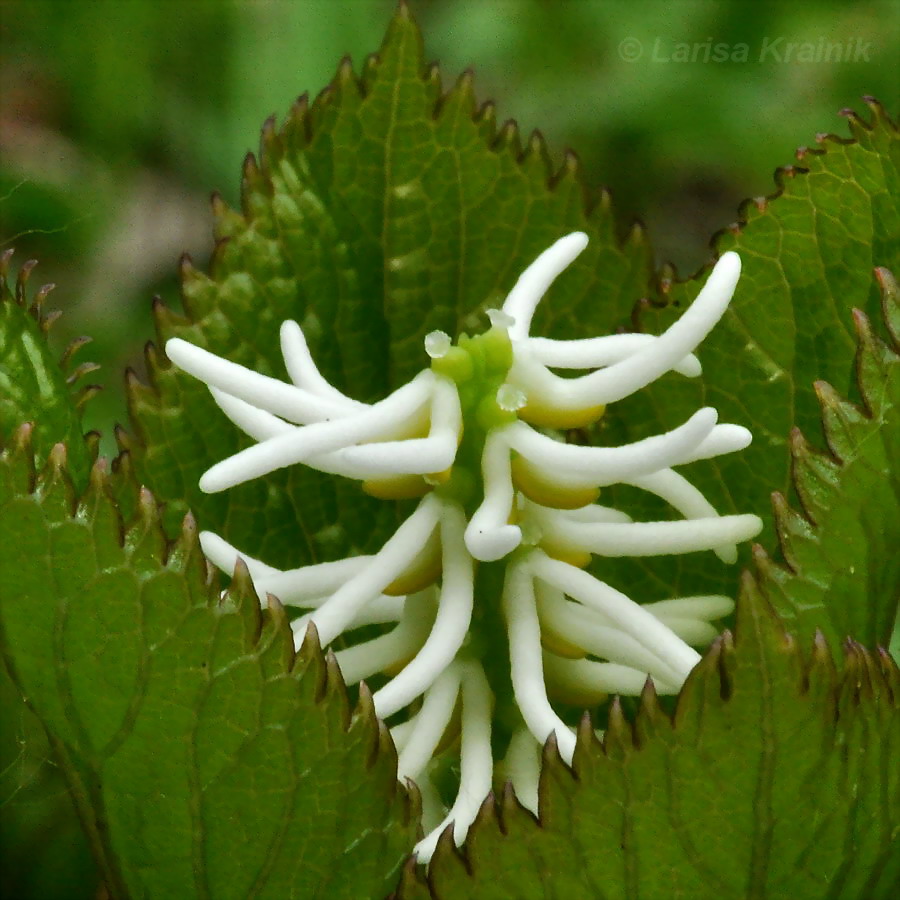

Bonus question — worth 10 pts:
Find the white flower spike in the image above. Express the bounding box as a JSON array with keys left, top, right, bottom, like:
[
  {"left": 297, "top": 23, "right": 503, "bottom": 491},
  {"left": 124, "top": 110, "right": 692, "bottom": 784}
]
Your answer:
[{"left": 166, "top": 234, "right": 762, "bottom": 864}]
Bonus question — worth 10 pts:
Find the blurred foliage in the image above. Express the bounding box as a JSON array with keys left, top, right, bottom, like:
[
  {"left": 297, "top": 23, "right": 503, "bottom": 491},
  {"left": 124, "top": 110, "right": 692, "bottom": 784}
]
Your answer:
[{"left": 0, "top": 1, "right": 897, "bottom": 896}]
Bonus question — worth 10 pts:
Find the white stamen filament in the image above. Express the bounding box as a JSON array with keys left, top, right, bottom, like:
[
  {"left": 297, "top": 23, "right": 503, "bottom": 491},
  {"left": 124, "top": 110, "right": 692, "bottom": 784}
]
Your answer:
[
  {"left": 373, "top": 504, "right": 474, "bottom": 718},
  {"left": 678, "top": 422, "right": 753, "bottom": 462},
  {"left": 504, "top": 561, "right": 577, "bottom": 763},
  {"left": 310, "top": 495, "right": 443, "bottom": 646},
  {"left": 529, "top": 551, "right": 701, "bottom": 680},
  {"left": 328, "top": 375, "right": 461, "bottom": 476},
  {"left": 538, "top": 511, "right": 763, "bottom": 557},
  {"left": 503, "top": 232, "right": 590, "bottom": 341},
  {"left": 508, "top": 252, "right": 741, "bottom": 409},
  {"left": 642, "top": 595, "right": 735, "bottom": 620},
  {"left": 334, "top": 595, "right": 436, "bottom": 685},
  {"left": 165, "top": 338, "right": 347, "bottom": 423},
  {"left": 198, "top": 373, "right": 435, "bottom": 492},
  {"left": 413, "top": 660, "right": 493, "bottom": 863},
  {"left": 500, "top": 727, "right": 541, "bottom": 815},
  {"left": 528, "top": 332, "right": 701, "bottom": 377},
  {"left": 397, "top": 664, "right": 463, "bottom": 781},
  {"left": 279, "top": 320, "right": 368, "bottom": 412},
  {"left": 465, "top": 427, "right": 522, "bottom": 561},
  {"left": 624, "top": 468, "right": 738, "bottom": 563},
  {"left": 543, "top": 653, "right": 679, "bottom": 696},
  {"left": 535, "top": 581, "right": 683, "bottom": 684},
  {"left": 505, "top": 407, "right": 717, "bottom": 485}
]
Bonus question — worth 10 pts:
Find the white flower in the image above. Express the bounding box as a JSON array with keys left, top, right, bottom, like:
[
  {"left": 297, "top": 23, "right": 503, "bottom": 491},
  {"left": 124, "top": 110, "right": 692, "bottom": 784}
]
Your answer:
[{"left": 166, "top": 234, "right": 761, "bottom": 863}]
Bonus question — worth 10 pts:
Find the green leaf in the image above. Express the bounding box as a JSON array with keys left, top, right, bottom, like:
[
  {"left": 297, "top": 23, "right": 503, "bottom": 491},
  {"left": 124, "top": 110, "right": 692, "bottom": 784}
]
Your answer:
[
  {"left": 604, "top": 101, "right": 900, "bottom": 603},
  {"left": 402, "top": 580, "right": 900, "bottom": 900},
  {"left": 126, "top": 3, "right": 653, "bottom": 569},
  {"left": 0, "top": 435, "right": 416, "bottom": 899},
  {"left": 0, "top": 252, "right": 101, "bottom": 896},
  {"left": 752, "top": 269, "right": 900, "bottom": 648},
  {"left": 0, "top": 250, "right": 98, "bottom": 486}
]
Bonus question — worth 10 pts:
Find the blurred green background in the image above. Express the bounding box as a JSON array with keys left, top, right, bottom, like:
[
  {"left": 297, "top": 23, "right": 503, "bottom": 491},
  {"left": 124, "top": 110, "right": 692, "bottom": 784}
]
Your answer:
[{"left": 0, "top": 1, "right": 897, "bottom": 896}]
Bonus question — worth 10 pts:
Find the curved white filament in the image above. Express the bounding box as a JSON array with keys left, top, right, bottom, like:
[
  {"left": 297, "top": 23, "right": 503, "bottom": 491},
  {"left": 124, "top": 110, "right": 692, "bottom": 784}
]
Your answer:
[
  {"left": 310, "top": 495, "right": 443, "bottom": 646},
  {"left": 465, "top": 428, "right": 521, "bottom": 561},
  {"left": 534, "top": 581, "right": 683, "bottom": 684},
  {"left": 543, "top": 653, "right": 679, "bottom": 696},
  {"left": 538, "top": 512, "right": 763, "bottom": 557},
  {"left": 279, "top": 320, "right": 368, "bottom": 411},
  {"left": 529, "top": 551, "right": 701, "bottom": 680},
  {"left": 397, "top": 664, "right": 464, "bottom": 780},
  {"left": 508, "top": 252, "right": 741, "bottom": 408},
  {"left": 374, "top": 505, "right": 474, "bottom": 718},
  {"left": 624, "top": 468, "right": 738, "bottom": 563},
  {"left": 502, "top": 232, "right": 589, "bottom": 341},
  {"left": 330, "top": 375, "right": 461, "bottom": 476},
  {"left": 527, "top": 332, "right": 701, "bottom": 377},
  {"left": 334, "top": 595, "right": 436, "bottom": 685},
  {"left": 199, "top": 373, "right": 435, "bottom": 492},
  {"left": 500, "top": 727, "right": 541, "bottom": 816},
  {"left": 414, "top": 661, "right": 494, "bottom": 863},
  {"left": 165, "top": 338, "right": 347, "bottom": 424},
  {"left": 505, "top": 407, "right": 717, "bottom": 485},
  {"left": 503, "top": 561, "right": 577, "bottom": 763}
]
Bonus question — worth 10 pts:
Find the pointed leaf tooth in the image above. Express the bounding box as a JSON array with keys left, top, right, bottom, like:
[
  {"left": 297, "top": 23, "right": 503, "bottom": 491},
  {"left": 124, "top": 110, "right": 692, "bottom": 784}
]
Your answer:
[
  {"left": 279, "top": 94, "right": 310, "bottom": 154},
  {"left": 209, "top": 193, "right": 245, "bottom": 242},
  {"left": 572, "top": 709, "right": 598, "bottom": 771},
  {"left": 807, "top": 629, "right": 838, "bottom": 704},
  {"left": 789, "top": 426, "right": 839, "bottom": 525},
  {"left": 633, "top": 676, "right": 668, "bottom": 747},
  {"left": 60, "top": 335, "right": 93, "bottom": 370},
  {"left": 0, "top": 246, "right": 13, "bottom": 279},
  {"left": 75, "top": 457, "right": 122, "bottom": 570},
  {"left": 674, "top": 630, "right": 728, "bottom": 733},
  {"left": 109, "top": 447, "right": 138, "bottom": 523},
  {"left": 602, "top": 696, "right": 633, "bottom": 760},
  {"left": 492, "top": 119, "right": 521, "bottom": 156},
  {"left": 353, "top": 680, "right": 383, "bottom": 769},
  {"left": 814, "top": 379, "right": 870, "bottom": 462},
  {"left": 423, "top": 61, "right": 442, "bottom": 103},
  {"left": 874, "top": 266, "right": 899, "bottom": 346},
  {"left": 124, "top": 486, "right": 167, "bottom": 574},
  {"left": 151, "top": 296, "right": 189, "bottom": 340},
  {"left": 35, "top": 443, "right": 75, "bottom": 519},
  {"left": 325, "top": 649, "right": 353, "bottom": 727},
  {"left": 32, "top": 282, "right": 55, "bottom": 317},
  {"left": 14, "top": 258, "right": 38, "bottom": 304},
  {"left": 167, "top": 510, "right": 209, "bottom": 591},
  {"left": 83, "top": 430, "right": 101, "bottom": 461},
  {"left": 40, "top": 308, "right": 62, "bottom": 333},
  {"left": 256, "top": 593, "right": 296, "bottom": 680},
  {"left": 875, "top": 647, "right": 900, "bottom": 701},
  {"left": 429, "top": 823, "right": 463, "bottom": 877},
  {"left": 772, "top": 490, "right": 819, "bottom": 573},
  {"left": 258, "top": 113, "right": 281, "bottom": 175},
  {"left": 472, "top": 100, "right": 496, "bottom": 143},
  {"left": 65, "top": 360, "right": 101, "bottom": 385},
  {"left": 240, "top": 151, "right": 271, "bottom": 222}
]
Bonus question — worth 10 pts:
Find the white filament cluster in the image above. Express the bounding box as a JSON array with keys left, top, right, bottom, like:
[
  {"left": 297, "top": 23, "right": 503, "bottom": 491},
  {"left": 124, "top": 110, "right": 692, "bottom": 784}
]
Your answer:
[{"left": 166, "top": 233, "right": 761, "bottom": 863}]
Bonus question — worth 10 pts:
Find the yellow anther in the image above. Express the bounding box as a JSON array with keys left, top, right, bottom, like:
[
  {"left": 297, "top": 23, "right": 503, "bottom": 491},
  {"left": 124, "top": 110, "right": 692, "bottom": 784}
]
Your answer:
[
  {"left": 384, "top": 527, "right": 443, "bottom": 596},
  {"left": 362, "top": 474, "right": 431, "bottom": 500},
  {"left": 540, "top": 627, "right": 587, "bottom": 660},
  {"left": 545, "top": 678, "right": 608, "bottom": 708},
  {"left": 518, "top": 399, "right": 606, "bottom": 430},
  {"left": 539, "top": 538, "right": 592, "bottom": 569},
  {"left": 510, "top": 454, "right": 600, "bottom": 510}
]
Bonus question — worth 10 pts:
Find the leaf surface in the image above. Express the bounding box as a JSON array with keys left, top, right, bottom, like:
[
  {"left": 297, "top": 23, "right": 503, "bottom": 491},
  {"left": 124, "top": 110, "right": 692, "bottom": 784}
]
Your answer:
[
  {"left": 0, "top": 436, "right": 416, "bottom": 900},
  {"left": 752, "top": 270, "right": 900, "bottom": 647}
]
